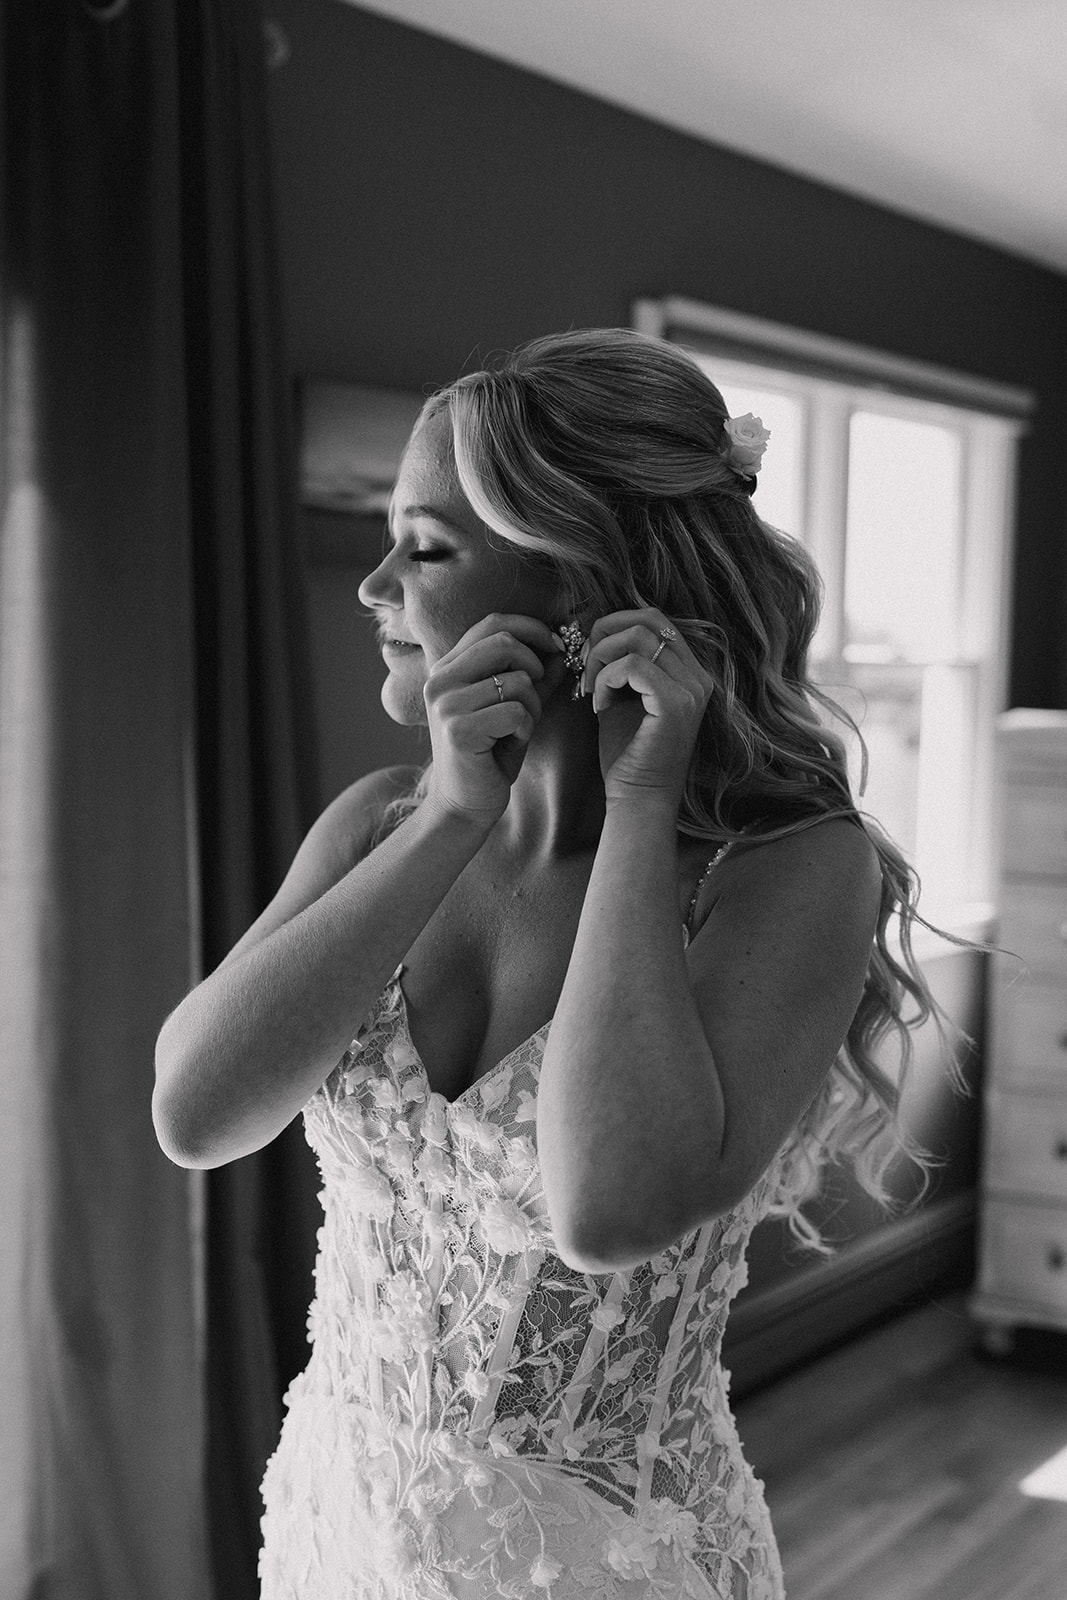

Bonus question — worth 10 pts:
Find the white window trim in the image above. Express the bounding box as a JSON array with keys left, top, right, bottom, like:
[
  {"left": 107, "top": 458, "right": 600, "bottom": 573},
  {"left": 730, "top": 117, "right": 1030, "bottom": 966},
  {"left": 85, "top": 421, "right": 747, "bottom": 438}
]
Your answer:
[
  {"left": 633, "top": 296, "right": 1034, "bottom": 420},
  {"left": 634, "top": 297, "right": 1034, "bottom": 959}
]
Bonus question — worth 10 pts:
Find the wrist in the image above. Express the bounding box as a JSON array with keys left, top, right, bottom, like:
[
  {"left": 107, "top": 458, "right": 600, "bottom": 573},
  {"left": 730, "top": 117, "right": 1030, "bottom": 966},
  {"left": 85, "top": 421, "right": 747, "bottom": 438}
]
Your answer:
[
  {"left": 603, "top": 788, "right": 681, "bottom": 824},
  {"left": 602, "top": 793, "right": 681, "bottom": 851},
  {"left": 417, "top": 788, "right": 500, "bottom": 846}
]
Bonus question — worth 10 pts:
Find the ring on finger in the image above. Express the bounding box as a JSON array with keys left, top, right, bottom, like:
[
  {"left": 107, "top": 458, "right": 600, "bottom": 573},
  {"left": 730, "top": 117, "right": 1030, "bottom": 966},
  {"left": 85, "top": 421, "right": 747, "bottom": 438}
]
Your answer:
[
  {"left": 650, "top": 624, "right": 678, "bottom": 665},
  {"left": 491, "top": 674, "right": 505, "bottom": 703}
]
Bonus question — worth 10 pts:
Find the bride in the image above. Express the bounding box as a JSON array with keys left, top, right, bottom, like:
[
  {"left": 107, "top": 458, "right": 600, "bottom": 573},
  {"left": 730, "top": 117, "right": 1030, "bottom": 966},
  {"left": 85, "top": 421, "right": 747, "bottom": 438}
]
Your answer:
[{"left": 154, "top": 328, "right": 945, "bottom": 1598}]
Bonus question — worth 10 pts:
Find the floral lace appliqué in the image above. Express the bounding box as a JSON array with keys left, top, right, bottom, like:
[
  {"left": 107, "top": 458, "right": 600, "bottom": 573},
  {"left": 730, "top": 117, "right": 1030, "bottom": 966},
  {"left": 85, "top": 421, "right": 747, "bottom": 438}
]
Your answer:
[{"left": 259, "top": 974, "right": 785, "bottom": 1599}]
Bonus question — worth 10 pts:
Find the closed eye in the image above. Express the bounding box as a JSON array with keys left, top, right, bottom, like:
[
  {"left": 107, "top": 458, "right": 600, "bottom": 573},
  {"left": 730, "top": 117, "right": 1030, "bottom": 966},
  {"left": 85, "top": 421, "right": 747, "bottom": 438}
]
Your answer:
[{"left": 408, "top": 549, "right": 450, "bottom": 563}]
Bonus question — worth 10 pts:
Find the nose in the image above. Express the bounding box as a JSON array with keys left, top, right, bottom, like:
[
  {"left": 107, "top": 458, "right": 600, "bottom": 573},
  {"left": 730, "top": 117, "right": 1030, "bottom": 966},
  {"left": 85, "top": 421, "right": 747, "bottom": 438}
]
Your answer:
[{"left": 357, "top": 544, "right": 401, "bottom": 611}]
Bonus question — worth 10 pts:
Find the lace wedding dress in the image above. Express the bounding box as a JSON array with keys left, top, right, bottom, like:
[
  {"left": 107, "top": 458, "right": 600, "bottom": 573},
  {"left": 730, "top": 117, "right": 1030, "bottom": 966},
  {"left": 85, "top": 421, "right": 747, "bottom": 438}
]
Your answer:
[{"left": 259, "top": 901, "right": 787, "bottom": 1599}]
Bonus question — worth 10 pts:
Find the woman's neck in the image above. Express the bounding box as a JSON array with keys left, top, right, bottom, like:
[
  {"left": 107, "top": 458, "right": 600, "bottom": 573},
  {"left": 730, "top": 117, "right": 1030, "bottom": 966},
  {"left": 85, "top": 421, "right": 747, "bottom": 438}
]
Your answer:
[{"left": 488, "top": 689, "right": 606, "bottom": 864}]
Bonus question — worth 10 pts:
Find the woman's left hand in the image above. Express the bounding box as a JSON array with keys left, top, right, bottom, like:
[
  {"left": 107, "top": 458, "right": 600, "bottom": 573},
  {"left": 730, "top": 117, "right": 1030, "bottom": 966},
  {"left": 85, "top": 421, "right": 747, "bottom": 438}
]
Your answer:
[{"left": 583, "top": 609, "right": 714, "bottom": 808}]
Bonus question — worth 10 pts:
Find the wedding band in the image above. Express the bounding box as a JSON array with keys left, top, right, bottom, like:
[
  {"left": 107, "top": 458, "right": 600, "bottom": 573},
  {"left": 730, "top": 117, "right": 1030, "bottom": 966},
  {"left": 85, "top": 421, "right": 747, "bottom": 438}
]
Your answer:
[
  {"left": 650, "top": 625, "right": 677, "bottom": 665},
  {"left": 492, "top": 674, "right": 505, "bottom": 702}
]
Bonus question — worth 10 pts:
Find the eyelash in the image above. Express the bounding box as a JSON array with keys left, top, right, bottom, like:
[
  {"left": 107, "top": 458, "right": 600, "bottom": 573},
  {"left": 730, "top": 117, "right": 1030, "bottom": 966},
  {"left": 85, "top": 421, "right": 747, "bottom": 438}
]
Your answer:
[{"left": 408, "top": 549, "right": 449, "bottom": 563}]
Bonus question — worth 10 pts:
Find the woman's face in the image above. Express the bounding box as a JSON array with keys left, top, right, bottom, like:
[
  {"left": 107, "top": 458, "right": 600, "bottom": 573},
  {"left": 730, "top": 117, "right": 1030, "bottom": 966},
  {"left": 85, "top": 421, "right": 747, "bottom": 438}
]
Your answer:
[{"left": 358, "top": 408, "right": 567, "bottom": 725}]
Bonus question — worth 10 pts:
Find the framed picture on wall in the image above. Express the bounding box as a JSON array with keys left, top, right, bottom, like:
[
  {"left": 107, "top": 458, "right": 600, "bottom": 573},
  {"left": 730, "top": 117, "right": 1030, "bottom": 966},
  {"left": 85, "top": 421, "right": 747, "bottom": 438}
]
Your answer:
[{"left": 298, "top": 379, "right": 427, "bottom": 566}]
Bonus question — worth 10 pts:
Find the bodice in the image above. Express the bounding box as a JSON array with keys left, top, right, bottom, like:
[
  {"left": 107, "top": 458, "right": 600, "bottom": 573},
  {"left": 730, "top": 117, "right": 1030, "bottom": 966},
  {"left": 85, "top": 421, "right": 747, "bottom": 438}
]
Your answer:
[{"left": 259, "top": 969, "right": 785, "bottom": 1598}]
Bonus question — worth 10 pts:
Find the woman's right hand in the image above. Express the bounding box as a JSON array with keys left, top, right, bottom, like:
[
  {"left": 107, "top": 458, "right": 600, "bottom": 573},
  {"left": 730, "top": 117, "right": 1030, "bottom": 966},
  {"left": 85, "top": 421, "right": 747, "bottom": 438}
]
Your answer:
[{"left": 423, "top": 613, "right": 567, "bottom": 825}]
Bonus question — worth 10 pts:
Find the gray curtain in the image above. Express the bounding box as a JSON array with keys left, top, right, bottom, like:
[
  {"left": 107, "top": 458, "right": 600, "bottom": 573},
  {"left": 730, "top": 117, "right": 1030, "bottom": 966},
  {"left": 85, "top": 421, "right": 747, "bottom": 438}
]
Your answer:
[
  {"left": 178, "top": 4, "right": 322, "bottom": 1594},
  {"left": 0, "top": 3, "right": 318, "bottom": 1596}
]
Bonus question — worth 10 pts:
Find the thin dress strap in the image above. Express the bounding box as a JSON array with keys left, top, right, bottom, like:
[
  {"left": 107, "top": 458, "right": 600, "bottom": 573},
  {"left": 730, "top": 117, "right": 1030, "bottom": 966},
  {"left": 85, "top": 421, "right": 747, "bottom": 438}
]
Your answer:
[{"left": 681, "top": 841, "right": 733, "bottom": 949}]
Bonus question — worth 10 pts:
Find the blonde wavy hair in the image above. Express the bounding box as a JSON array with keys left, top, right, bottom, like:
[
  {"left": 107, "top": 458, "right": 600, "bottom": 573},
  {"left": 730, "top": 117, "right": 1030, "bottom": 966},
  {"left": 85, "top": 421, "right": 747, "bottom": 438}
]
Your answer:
[{"left": 375, "top": 327, "right": 970, "bottom": 1252}]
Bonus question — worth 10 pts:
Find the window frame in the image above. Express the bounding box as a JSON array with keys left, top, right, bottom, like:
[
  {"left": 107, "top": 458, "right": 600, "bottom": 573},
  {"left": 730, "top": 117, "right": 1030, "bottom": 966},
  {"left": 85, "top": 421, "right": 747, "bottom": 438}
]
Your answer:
[{"left": 634, "top": 297, "right": 1034, "bottom": 952}]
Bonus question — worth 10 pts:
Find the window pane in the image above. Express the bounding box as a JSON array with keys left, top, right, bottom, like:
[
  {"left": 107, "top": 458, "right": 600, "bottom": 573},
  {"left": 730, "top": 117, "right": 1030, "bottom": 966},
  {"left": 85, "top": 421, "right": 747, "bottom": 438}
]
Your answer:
[
  {"left": 820, "top": 663, "right": 923, "bottom": 861},
  {"left": 710, "top": 377, "right": 806, "bottom": 538},
  {"left": 844, "top": 412, "right": 963, "bottom": 663}
]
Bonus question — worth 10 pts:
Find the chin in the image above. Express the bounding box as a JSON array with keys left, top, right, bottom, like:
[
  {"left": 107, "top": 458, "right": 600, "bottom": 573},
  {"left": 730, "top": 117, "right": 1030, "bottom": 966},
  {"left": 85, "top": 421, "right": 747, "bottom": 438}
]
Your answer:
[{"left": 380, "top": 679, "right": 429, "bottom": 727}]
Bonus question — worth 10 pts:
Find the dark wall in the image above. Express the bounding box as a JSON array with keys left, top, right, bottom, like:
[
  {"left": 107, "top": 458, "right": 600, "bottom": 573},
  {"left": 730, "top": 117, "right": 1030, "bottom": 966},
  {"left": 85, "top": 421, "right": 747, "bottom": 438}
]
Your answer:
[
  {"left": 265, "top": 0, "right": 1067, "bottom": 711},
  {"left": 261, "top": 0, "right": 1020, "bottom": 1365}
]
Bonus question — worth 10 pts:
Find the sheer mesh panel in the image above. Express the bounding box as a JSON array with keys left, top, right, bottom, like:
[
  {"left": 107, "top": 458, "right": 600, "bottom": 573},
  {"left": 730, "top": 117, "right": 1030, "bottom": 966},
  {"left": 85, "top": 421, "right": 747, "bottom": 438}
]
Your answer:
[{"left": 260, "top": 974, "right": 785, "bottom": 1600}]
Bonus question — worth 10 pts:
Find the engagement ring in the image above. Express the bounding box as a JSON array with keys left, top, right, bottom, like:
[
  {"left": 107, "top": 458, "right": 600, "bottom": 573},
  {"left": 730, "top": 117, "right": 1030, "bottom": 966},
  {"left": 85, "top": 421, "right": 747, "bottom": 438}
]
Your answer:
[{"left": 651, "top": 625, "right": 678, "bottom": 664}]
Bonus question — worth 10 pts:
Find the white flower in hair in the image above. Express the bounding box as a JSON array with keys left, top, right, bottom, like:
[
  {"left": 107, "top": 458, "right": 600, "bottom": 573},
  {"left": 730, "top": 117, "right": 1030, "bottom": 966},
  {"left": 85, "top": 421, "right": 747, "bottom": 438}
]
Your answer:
[{"left": 722, "top": 413, "right": 770, "bottom": 476}]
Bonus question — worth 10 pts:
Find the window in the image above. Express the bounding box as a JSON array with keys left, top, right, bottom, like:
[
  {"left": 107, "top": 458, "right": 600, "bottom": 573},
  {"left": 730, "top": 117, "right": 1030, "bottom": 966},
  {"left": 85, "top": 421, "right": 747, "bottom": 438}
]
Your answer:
[{"left": 635, "top": 298, "right": 1033, "bottom": 940}]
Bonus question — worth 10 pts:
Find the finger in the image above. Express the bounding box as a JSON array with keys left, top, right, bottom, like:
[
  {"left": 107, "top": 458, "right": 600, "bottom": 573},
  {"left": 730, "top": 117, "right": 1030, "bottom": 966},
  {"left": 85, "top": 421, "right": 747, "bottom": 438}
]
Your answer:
[
  {"left": 582, "top": 624, "right": 685, "bottom": 694},
  {"left": 591, "top": 652, "right": 694, "bottom": 716},
  {"left": 427, "top": 670, "right": 542, "bottom": 727},
  {"left": 434, "top": 632, "right": 550, "bottom": 688},
  {"left": 455, "top": 700, "right": 537, "bottom": 750},
  {"left": 438, "top": 613, "right": 564, "bottom": 671},
  {"left": 484, "top": 670, "right": 544, "bottom": 726},
  {"left": 586, "top": 609, "right": 685, "bottom": 652}
]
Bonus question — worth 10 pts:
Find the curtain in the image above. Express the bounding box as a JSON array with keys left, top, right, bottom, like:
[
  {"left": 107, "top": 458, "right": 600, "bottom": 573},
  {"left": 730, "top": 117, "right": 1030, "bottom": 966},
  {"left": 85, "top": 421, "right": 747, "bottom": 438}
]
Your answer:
[
  {"left": 0, "top": 3, "right": 318, "bottom": 1596},
  {"left": 178, "top": 6, "right": 321, "bottom": 1596}
]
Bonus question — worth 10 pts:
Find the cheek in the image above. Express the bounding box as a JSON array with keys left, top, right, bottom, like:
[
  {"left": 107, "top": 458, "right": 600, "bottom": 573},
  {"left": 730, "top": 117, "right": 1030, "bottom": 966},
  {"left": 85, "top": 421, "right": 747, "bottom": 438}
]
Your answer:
[{"left": 415, "top": 588, "right": 491, "bottom": 657}]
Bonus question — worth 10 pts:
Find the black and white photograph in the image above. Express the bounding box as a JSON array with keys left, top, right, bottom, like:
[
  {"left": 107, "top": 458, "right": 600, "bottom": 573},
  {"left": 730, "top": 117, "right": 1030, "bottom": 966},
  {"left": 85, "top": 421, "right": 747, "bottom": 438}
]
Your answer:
[{"left": 2, "top": 3, "right": 1066, "bottom": 1598}]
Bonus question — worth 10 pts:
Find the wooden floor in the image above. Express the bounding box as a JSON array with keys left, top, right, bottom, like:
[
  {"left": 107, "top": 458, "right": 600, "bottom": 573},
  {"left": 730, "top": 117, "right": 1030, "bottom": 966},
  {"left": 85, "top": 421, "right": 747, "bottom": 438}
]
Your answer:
[{"left": 733, "top": 1293, "right": 1067, "bottom": 1600}]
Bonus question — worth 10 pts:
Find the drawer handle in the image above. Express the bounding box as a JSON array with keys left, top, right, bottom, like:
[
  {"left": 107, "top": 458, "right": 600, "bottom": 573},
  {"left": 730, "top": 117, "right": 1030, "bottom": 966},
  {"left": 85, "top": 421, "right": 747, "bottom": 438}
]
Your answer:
[{"left": 1049, "top": 1246, "right": 1066, "bottom": 1272}]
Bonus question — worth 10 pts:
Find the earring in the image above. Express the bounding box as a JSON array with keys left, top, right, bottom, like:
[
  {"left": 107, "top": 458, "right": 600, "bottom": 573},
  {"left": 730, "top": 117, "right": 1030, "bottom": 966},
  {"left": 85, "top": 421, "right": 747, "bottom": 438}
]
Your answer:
[{"left": 559, "top": 620, "right": 587, "bottom": 700}]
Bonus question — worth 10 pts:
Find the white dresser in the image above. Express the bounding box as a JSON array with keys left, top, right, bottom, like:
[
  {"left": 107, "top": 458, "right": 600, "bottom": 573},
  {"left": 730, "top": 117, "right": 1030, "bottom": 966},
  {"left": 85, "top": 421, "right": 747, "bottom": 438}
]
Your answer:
[{"left": 971, "top": 709, "right": 1067, "bottom": 1352}]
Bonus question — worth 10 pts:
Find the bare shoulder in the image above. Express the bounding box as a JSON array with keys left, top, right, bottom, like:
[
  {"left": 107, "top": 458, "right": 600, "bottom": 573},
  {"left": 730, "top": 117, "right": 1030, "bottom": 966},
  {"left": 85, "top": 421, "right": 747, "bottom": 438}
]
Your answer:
[
  {"left": 305, "top": 764, "right": 425, "bottom": 880},
  {"left": 699, "top": 815, "right": 882, "bottom": 946},
  {"left": 683, "top": 817, "right": 885, "bottom": 1215},
  {"left": 217, "top": 764, "right": 424, "bottom": 969},
  {"left": 732, "top": 814, "right": 880, "bottom": 888}
]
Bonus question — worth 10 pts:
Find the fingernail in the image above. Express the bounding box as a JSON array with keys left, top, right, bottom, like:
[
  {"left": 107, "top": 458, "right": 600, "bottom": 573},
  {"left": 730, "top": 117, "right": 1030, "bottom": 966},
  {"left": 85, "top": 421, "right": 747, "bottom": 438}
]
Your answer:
[{"left": 550, "top": 631, "right": 565, "bottom": 652}]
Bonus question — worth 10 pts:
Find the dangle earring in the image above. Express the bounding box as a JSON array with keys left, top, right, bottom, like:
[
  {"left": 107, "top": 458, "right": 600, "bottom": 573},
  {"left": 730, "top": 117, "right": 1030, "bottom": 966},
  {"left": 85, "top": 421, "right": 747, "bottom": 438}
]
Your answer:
[{"left": 559, "top": 620, "right": 587, "bottom": 700}]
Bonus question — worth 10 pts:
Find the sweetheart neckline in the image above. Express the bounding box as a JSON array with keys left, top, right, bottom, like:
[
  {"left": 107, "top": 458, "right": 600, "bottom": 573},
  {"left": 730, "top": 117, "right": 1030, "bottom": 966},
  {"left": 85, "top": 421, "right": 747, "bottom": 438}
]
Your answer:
[
  {"left": 391, "top": 971, "right": 553, "bottom": 1108},
  {"left": 390, "top": 898, "right": 704, "bottom": 1109},
  {"left": 386, "top": 845, "right": 730, "bottom": 1110}
]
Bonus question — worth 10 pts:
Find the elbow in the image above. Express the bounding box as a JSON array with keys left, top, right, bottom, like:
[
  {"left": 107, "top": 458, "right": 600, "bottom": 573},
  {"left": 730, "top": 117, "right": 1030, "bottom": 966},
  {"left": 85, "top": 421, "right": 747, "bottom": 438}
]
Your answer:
[
  {"left": 151, "top": 1075, "right": 215, "bottom": 1169},
  {"left": 152, "top": 1027, "right": 229, "bottom": 1170},
  {"left": 152, "top": 1089, "right": 240, "bottom": 1169},
  {"left": 549, "top": 1173, "right": 752, "bottom": 1276},
  {"left": 551, "top": 1197, "right": 699, "bottom": 1276},
  {"left": 152, "top": 1038, "right": 283, "bottom": 1170},
  {"left": 152, "top": 1028, "right": 190, "bottom": 1166},
  {"left": 554, "top": 1235, "right": 655, "bottom": 1277},
  {"left": 154, "top": 1127, "right": 207, "bottom": 1171}
]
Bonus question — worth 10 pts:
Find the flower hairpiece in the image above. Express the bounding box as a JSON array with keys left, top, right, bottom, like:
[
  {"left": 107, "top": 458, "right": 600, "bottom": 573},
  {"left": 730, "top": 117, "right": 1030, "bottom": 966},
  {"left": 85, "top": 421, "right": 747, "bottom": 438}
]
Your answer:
[{"left": 722, "top": 413, "right": 770, "bottom": 479}]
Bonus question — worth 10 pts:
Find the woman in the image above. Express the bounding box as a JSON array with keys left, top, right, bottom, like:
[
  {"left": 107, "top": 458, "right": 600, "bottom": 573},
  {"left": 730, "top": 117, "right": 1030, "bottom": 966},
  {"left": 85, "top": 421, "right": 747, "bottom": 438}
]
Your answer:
[{"left": 154, "top": 329, "right": 950, "bottom": 1599}]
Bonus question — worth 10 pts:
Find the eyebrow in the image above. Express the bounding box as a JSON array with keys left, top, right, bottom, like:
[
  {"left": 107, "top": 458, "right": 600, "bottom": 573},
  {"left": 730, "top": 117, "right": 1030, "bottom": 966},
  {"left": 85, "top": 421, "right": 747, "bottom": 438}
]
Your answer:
[
  {"left": 386, "top": 504, "right": 470, "bottom": 545},
  {"left": 397, "top": 504, "right": 468, "bottom": 534}
]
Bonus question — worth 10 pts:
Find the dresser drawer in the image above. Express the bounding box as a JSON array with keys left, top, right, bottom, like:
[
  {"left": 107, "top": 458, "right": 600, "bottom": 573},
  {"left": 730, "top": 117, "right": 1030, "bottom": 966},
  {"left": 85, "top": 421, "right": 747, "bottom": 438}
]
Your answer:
[
  {"left": 983, "top": 1091, "right": 1067, "bottom": 1201},
  {"left": 995, "top": 882, "right": 1067, "bottom": 980},
  {"left": 989, "top": 979, "right": 1067, "bottom": 1088},
  {"left": 1002, "top": 783, "right": 1067, "bottom": 878},
  {"left": 977, "top": 1199, "right": 1067, "bottom": 1313}
]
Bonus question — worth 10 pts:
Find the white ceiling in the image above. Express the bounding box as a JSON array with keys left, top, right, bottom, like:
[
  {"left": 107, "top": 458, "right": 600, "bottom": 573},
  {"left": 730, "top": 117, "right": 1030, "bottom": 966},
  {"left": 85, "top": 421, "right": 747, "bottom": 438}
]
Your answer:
[{"left": 343, "top": 0, "right": 1067, "bottom": 276}]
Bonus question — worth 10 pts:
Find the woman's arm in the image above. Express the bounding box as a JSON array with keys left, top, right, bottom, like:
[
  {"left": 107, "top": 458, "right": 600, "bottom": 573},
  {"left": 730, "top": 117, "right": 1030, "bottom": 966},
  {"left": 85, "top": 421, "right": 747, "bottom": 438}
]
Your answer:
[
  {"left": 537, "top": 803, "right": 881, "bottom": 1275},
  {"left": 152, "top": 769, "right": 493, "bottom": 1170},
  {"left": 538, "top": 605, "right": 882, "bottom": 1272},
  {"left": 154, "top": 613, "right": 564, "bottom": 1170}
]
